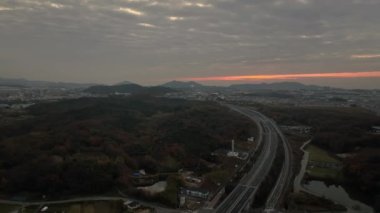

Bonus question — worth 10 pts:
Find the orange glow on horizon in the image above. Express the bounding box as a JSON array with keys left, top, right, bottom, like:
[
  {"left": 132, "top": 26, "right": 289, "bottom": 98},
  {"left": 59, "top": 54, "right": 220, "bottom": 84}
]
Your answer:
[{"left": 182, "top": 71, "right": 380, "bottom": 81}]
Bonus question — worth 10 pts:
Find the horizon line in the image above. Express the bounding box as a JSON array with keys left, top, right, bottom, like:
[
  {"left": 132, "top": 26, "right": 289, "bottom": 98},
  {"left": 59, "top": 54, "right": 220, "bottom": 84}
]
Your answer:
[{"left": 181, "top": 71, "right": 380, "bottom": 81}]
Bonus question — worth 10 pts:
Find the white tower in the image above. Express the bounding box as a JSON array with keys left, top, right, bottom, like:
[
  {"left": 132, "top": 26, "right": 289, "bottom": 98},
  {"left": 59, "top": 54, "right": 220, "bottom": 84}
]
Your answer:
[{"left": 227, "top": 139, "right": 238, "bottom": 157}]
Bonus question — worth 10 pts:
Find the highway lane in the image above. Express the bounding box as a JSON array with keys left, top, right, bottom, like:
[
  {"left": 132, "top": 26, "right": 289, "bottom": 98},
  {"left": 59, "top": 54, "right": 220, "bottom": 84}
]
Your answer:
[
  {"left": 226, "top": 131, "right": 275, "bottom": 212},
  {"left": 230, "top": 187, "right": 256, "bottom": 213},
  {"left": 214, "top": 105, "right": 279, "bottom": 213},
  {"left": 241, "top": 107, "right": 293, "bottom": 212},
  {"left": 264, "top": 116, "right": 293, "bottom": 212}
]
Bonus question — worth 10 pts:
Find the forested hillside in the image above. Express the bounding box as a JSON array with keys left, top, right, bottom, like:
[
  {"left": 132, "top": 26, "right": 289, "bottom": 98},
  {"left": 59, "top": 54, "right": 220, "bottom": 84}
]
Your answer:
[{"left": 0, "top": 97, "right": 255, "bottom": 199}]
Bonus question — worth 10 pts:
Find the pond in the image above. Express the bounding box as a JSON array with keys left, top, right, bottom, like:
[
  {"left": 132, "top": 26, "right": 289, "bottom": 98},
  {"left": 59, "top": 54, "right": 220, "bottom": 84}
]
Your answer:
[
  {"left": 294, "top": 140, "right": 374, "bottom": 213},
  {"left": 304, "top": 181, "right": 374, "bottom": 213}
]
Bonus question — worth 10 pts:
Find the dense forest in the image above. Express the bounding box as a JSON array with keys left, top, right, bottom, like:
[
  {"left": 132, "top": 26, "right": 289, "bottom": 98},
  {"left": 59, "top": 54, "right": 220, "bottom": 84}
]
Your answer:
[
  {"left": 255, "top": 104, "right": 380, "bottom": 210},
  {"left": 0, "top": 96, "right": 255, "bottom": 199}
]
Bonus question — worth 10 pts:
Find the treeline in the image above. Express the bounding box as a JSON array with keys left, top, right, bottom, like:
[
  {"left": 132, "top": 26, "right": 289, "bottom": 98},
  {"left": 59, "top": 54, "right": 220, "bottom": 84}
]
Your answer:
[{"left": 256, "top": 105, "right": 380, "bottom": 153}]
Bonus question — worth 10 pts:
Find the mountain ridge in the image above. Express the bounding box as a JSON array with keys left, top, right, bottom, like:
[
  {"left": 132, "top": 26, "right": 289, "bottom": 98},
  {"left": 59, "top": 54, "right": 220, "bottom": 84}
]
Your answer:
[
  {"left": 161, "top": 80, "right": 204, "bottom": 89},
  {"left": 0, "top": 77, "right": 96, "bottom": 89},
  {"left": 84, "top": 83, "right": 176, "bottom": 95},
  {"left": 160, "top": 81, "right": 329, "bottom": 91}
]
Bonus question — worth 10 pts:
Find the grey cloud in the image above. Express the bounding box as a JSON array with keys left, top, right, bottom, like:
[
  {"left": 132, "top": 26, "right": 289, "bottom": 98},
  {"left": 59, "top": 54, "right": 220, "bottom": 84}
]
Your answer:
[{"left": 0, "top": 0, "right": 379, "bottom": 87}]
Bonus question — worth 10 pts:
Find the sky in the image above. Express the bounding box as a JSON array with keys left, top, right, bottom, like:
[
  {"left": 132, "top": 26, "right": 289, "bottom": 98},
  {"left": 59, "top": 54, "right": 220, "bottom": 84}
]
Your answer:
[{"left": 0, "top": 0, "right": 380, "bottom": 89}]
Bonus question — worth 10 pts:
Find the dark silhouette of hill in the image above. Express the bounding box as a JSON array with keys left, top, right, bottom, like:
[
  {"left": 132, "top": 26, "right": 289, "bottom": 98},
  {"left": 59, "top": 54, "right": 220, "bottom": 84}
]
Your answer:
[
  {"left": 0, "top": 77, "right": 95, "bottom": 88},
  {"left": 84, "top": 84, "right": 176, "bottom": 95},
  {"left": 162, "top": 81, "right": 204, "bottom": 89},
  {"left": 161, "top": 81, "right": 326, "bottom": 92},
  {"left": 114, "top": 81, "right": 135, "bottom": 85}
]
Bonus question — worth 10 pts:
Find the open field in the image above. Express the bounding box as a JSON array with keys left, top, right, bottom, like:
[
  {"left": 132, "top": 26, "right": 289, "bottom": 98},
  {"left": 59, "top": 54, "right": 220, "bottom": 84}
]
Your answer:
[
  {"left": 306, "top": 145, "right": 340, "bottom": 164},
  {"left": 306, "top": 167, "right": 343, "bottom": 180},
  {"left": 306, "top": 145, "right": 343, "bottom": 180}
]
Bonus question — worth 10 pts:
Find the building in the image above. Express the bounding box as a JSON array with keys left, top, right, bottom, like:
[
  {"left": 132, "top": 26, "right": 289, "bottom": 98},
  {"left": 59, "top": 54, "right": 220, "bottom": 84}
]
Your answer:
[{"left": 180, "top": 187, "right": 210, "bottom": 200}]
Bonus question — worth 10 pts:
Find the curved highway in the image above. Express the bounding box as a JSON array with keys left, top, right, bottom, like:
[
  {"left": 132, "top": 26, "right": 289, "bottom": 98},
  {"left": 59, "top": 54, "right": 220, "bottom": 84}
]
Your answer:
[
  {"left": 213, "top": 105, "right": 280, "bottom": 213},
  {"left": 264, "top": 116, "right": 293, "bottom": 212}
]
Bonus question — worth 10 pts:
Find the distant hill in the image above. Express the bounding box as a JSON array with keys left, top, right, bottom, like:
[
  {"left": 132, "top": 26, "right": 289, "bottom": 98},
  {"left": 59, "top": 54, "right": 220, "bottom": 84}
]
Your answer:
[
  {"left": 114, "top": 81, "right": 135, "bottom": 86},
  {"left": 0, "top": 77, "right": 95, "bottom": 89},
  {"left": 84, "top": 83, "right": 144, "bottom": 94},
  {"left": 84, "top": 83, "right": 176, "bottom": 95},
  {"left": 229, "top": 82, "right": 324, "bottom": 91},
  {"left": 162, "top": 81, "right": 204, "bottom": 89},
  {"left": 161, "top": 81, "right": 326, "bottom": 92},
  {"left": 144, "top": 86, "right": 177, "bottom": 95},
  {"left": 161, "top": 81, "right": 226, "bottom": 92}
]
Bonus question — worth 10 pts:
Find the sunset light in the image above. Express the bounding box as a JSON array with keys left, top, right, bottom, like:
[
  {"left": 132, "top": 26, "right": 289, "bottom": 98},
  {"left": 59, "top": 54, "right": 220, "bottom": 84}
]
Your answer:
[{"left": 183, "top": 71, "right": 380, "bottom": 82}]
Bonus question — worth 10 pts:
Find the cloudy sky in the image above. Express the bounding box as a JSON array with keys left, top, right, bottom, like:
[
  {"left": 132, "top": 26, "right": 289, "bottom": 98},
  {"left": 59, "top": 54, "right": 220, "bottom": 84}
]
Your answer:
[{"left": 1, "top": 0, "right": 380, "bottom": 88}]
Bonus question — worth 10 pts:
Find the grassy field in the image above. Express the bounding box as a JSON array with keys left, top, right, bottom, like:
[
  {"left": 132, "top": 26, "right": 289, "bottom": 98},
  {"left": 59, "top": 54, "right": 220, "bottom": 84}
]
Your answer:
[
  {"left": 307, "top": 167, "right": 344, "bottom": 180},
  {"left": 306, "top": 145, "right": 340, "bottom": 163},
  {"left": 306, "top": 145, "right": 343, "bottom": 180}
]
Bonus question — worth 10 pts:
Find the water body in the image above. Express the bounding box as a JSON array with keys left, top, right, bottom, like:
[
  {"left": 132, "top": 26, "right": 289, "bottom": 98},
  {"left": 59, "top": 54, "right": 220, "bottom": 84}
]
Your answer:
[
  {"left": 304, "top": 181, "right": 373, "bottom": 213},
  {"left": 294, "top": 141, "right": 374, "bottom": 213}
]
